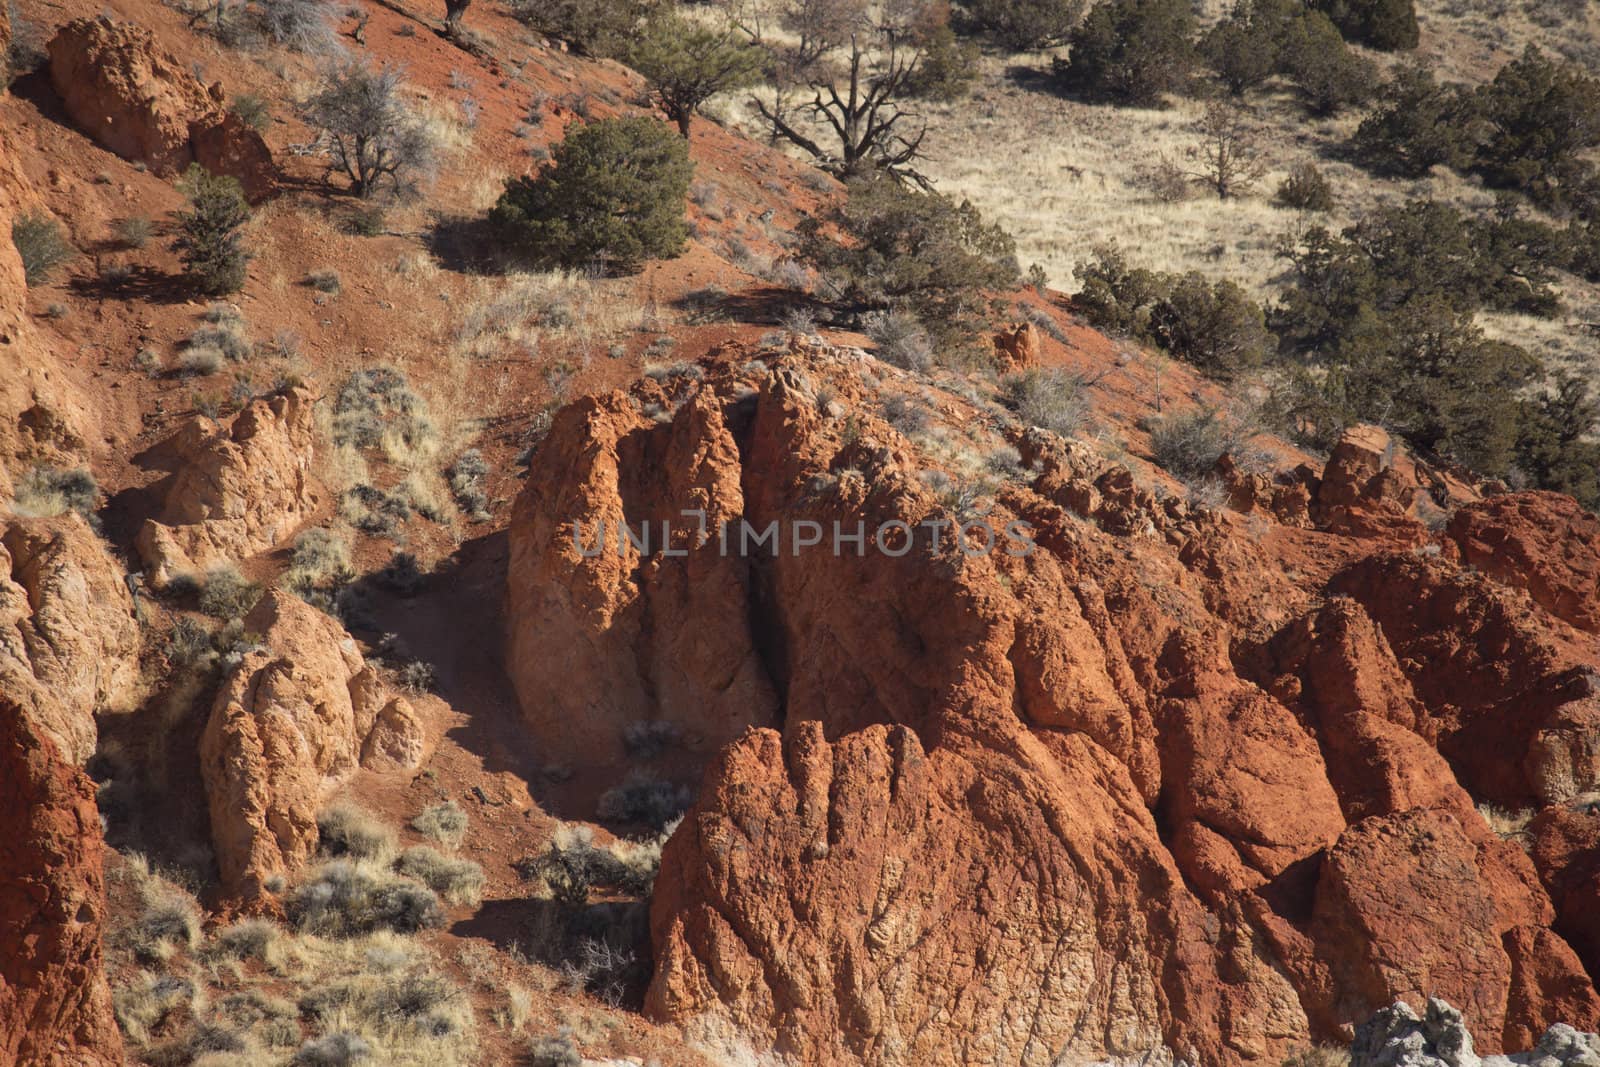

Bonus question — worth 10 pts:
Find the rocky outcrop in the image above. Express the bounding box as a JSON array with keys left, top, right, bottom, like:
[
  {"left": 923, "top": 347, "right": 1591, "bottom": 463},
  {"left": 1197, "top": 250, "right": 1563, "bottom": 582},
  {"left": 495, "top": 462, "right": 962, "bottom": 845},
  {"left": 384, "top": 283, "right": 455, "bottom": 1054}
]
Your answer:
[
  {"left": 201, "top": 592, "right": 426, "bottom": 897},
  {"left": 993, "top": 322, "right": 1040, "bottom": 369},
  {"left": 0, "top": 516, "right": 141, "bottom": 765},
  {"left": 508, "top": 342, "right": 1600, "bottom": 1065},
  {"left": 0, "top": 698, "right": 124, "bottom": 1067},
  {"left": 1449, "top": 493, "right": 1600, "bottom": 635},
  {"left": 136, "top": 386, "right": 321, "bottom": 587},
  {"left": 505, "top": 384, "right": 779, "bottom": 768},
  {"left": 46, "top": 17, "right": 274, "bottom": 200},
  {"left": 1351, "top": 998, "right": 1600, "bottom": 1067},
  {"left": 1530, "top": 808, "right": 1600, "bottom": 982}
]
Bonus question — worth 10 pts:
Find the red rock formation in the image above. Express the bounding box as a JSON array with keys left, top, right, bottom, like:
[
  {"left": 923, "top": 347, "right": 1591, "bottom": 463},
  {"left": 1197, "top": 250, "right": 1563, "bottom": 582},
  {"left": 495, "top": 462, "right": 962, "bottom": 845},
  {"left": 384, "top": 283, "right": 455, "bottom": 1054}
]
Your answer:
[
  {"left": 46, "top": 17, "right": 275, "bottom": 200},
  {"left": 1, "top": 515, "right": 142, "bottom": 765},
  {"left": 508, "top": 343, "right": 1600, "bottom": 1064},
  {"left": 136, "top": 386, "right": 322, "bottom": 588},
  {"left": 1449, "top": 493, "right": 1600, "bottom": 635},
  {"left": 0, "top": 698, "right": 124, "bottom": 1067},
  {"left": 202, "top": 591, "right": 427, "bottom": 897},
  {"left": 1530, "top": 808, "right": 1600, "bottom": 982},
  {"left": 992, "top": 321, "right": 1040, "bottom": 369}
]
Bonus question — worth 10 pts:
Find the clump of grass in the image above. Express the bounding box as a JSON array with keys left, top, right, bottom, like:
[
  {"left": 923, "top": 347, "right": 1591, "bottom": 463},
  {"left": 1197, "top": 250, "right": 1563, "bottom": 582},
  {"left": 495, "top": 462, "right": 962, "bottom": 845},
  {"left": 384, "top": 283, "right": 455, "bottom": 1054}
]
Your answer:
[
  {"left": 12, "top": 463, "right": 98, "bottom": 520},
  {"left": 447, "top": 449, "right": 490, "bottom": 521},
  {"left": 397, "top": 846, "right": 485, "bottom": 907},
  {"left": 332, "top": 367, "right": 433, "bottom": 452},
  {"left": 113, "top": 972, "right": 198, "bottom": 1043},
  {"left": 198, "top": 563, "right": 262, "bottom": 620},
  {"left": 205, "top": 918, "right": 284, "bottom": 969},
  {"left": 116, "top": 215, "right": 154, "bottom": 249},
  {"left": 1003, "top": 367, "right": 1090, "bottom": 438},
  {"left": 12, "top": 210, "right": 72, "bottom": 285},
  {"left": 291, "top": 1031, "right": 373, "bottom": 1066},
  {"left": 189, "top": 308, "right": 252, "bottom": 362},
  {"left": 230, "top": 92, "right": 272, "bottom": 132},
  {"left": 1478, "top": 803, "right": 1534, "bottom": 842},
  {"left": 863, "top": 309, "right": 933, "bottom": 372},
  {"left": 116, "top": 855, "right": 203, "bottom": 965},
  {"left": 525, "top": 1032, "right": 580, "bottom": 1067},
  {"left": 395, "top": 659, "right": 437, "bottom": 695},
  {"left": 283, "top": 527, "right": 354, "bottom": 608},
  {"left": 411, "top": 800, "right": 468, "bottom": 849},
  {"left": 306, "top": 267, "right": 342, "bottom": 293},
  {"left": 178, "top": 345, "right": 224, "bottom": 376},
  {"left": 317, "top": 803, "right": 397, "bottom": 863},
  {"left": 287, "top": 860, "right": 442, "bottom": 937}
]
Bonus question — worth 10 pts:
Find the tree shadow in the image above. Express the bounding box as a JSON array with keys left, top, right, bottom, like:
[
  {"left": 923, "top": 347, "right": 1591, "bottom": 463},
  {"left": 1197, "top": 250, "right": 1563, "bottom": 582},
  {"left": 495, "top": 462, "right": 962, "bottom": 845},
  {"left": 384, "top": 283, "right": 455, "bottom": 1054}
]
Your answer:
[
  {"left": 68, "top": 264, "right": 192, "bottom": 305},
  {"left": 675, "top": 284, "right": 807, "bottom": 326},
  {"left": 424, "top": 213, "right": 512, "bottom": 276}
]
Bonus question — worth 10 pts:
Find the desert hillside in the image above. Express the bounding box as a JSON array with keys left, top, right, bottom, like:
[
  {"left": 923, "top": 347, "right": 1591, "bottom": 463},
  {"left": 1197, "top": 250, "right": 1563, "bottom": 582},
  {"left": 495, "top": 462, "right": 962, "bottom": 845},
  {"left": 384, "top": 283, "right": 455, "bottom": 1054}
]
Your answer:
[{"left": 3, "top": 0, "right": 1600, "bottom": 1064}]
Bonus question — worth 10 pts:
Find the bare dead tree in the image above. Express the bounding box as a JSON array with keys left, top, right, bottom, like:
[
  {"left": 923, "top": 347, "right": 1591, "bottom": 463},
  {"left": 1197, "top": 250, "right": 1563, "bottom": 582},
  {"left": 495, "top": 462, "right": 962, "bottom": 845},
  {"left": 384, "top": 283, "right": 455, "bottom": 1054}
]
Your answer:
[
  {"left": 750, "top": 6, "right": 936, "bottom": 188},
  {"left": 1188, "top": 101, "right": 1269, "bottom": 199}
]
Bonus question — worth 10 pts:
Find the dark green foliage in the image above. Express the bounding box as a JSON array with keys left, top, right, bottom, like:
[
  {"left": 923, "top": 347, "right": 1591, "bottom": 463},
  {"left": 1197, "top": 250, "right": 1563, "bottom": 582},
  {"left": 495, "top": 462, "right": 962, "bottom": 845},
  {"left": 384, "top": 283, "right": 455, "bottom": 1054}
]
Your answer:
[
  {"left": 1055, "top": 0, "right": 1197, "bottom": 105},
  {"left": 957, "top": 0, "right": 1084, "bottom": 50},
  {"left": 1312, "top": 0, "right": 1418, "bottom": 50},
  {"left": 1279, "top": 9, "right": 1376, "bottom": 116},
  {"left": 1515, "top": 372, "right": 1600, "bottom": 510},
  {"left": 1200, "top": 0, "right": 1298, "bottom": 97},
  {"left": 507, "top": 0, "right": 648, "bottom": 56},
  {"left": 1471, "top": 46, "right": 1600, "bottom": 207},
  {"left": 1074, "top": 246, "right": 1268, "bottom": 379},
  {"left": 1149, "top": 274, "right": 1270, "bottom": 379},
  {"left": 1352, "top": 66, "right": 1475, "bottom": 178},
  {"left": 799, "top": 175, "right": 1020, "bottom": 338},
  {"left": 905, "top": 23, "right": 980, "bottom": 101},
  {"left": 172, "top": 167, "right": 252, "bottom": 296},
  {"left": 490, "top": 117, "right": 693, "bottom": 273},
  {"left": 1274, "top": 162, "right": 1334, "bottom": 212},
  {"left": 624, "top": 13, "right": 763, "bottom": 137},
  {"left": 230, "top": 93, "right": 272, "bottom": 133},
  {"left": 11, "top": 211, "right": 73, "bottom": 286}
]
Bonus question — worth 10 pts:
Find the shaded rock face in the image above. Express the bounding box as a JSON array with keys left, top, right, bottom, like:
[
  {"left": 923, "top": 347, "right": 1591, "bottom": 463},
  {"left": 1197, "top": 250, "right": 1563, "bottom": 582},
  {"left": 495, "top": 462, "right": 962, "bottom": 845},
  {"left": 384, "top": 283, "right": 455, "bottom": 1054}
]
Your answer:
[
  {"left": 509, "top": 343, "right": 1600, "bottom": 1065},
  {"left": 201, "top": 592, "right": 426, "bottom": 898},
  {"left": 46, "top": 16, "right": 275, "bottom": 200},
  {"left": 1351, "top": 998, "right": 1600, "bottom": 1067},
  {"left": 0, "top": 516, "right": 142, "bottom": 765},
  {"left": 136, "top": 386, "right": 321, "bottom": 588},
  {"left": 0, "top": 698, "right": 124, "bottom": 1067},
  {"left": 1449, "top": 493, "right": 1600, "bottom": 636}
]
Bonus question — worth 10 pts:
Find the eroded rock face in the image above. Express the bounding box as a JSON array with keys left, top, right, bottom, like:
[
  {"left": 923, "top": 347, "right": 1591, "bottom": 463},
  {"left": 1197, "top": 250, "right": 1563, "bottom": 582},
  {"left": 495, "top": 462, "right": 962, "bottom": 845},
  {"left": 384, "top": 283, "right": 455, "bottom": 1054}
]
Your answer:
[
  {"left": 508, "top": 342, "right": 1600, "bottom": 1064},
  {"left": 201, "top": 592, "right": 425, "bottom": 897},
  {"left": 137, "top": 386, "right": 321, "bottom": 588},
  {"left": 0, "top": 698, "right": 124, "bottom": 1067},
  {"left": 0, "top": 515, "right": 141, "bottom": 765},
  {"left": 46, "top": 16, "right": 275, "bottom": 200},
  {"left": 1449, "top": 493, "right": 1600, "bottom": 635},
  {"left": 1351, "top": 998, "right": 1600, "bottom": 1067}
]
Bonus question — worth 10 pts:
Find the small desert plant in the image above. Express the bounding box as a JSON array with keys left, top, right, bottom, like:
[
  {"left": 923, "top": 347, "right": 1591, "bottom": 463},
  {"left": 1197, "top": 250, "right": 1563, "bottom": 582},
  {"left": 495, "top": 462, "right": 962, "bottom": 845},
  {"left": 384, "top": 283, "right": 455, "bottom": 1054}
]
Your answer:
[
  {"left": 292, "top": 1031, "right": 374, "bottom": 1067},
  {"left": 303, "top": 63, "right": 438, "bottom": 198},
  {"left": 1274, "top": 162, "right": 1335, "bottom": 212},
  {"left": 1281, "top": 1044, "right": 1352, "bottom": 1067},
  {"left": 116, "top": 215, "right": 154, "bottom": 249},
  {"left": 287, "top": 860, "right": 442, "bottom": 937},
  {"left": 255, "top": 0, "right": 341, "bottom": 53},
  {"left": 1004, "top": 368, "right": 1090, "bottom": 438},
  {"left": 525, "top": 1032, "right": 581, "bottom": 1067},
  {"left": 205, "top": 918, "right": 284, "bottom": 967},
  {"left": 230, "top": 92, "right": 272, "bottom": 132},
  {"left": 198, "top": 563, "right": 261, "bottom": 620},
  {"left": 172, "top": 166, "right": 252, "bottom": 295},
  {"left": 178, "top": 345, "right": 225, "bottom": 376},
  {"left": 113, "top": 973, "right": 198, "bottom": 1043},
  {"left": 317, "top": 803, "right": 397, "bottom": 862},
  {"left": 396, "top": 659, "right": 436, "bottom": 694},
  {"left": 12, "top": 210, "right": 72, "bottom": 285},
  {"left": 119, "top": 860, "right": 203, "bottom": 965},
  {"left": 188, "top": 320, "right": 251, "bottom": 362},
  {"left": 397, "top": 845, "right": 485, "bottom": 906},
  {"left": 332, "top": 366, "right": 431, "bottom": 451},
  {"left": 284, "top": 527, "right": 354, "bottom": 600},
  {"left": 13, "top": 464, "right": 98, "bottom": 519},
  {"left": 411, "top": 800, "right": 468, "bottom": 849},
  {"left": 622, "top": 720, "right": 682, "bottom": 759},
  {"left": 306, "top": 267, "right": 342, "bottom": 293},
  {"left": 447, "top": 449, "right": 490, "bottom": 520},
  {"left": 596, "top": 774, "right": 691, "bottom": 829},
  {"left": 1146, "top": 407, "right": 1243, "bottom": 481},
  {"left": 863, "top": 309, "right": 935, "bottom": 372}
]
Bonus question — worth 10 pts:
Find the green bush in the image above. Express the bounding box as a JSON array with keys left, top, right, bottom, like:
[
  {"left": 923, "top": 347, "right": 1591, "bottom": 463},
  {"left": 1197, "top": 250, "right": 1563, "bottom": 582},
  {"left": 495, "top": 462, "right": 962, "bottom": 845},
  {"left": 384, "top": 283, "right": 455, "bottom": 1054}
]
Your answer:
[
  {"left": 1470, "top": 46, "right": 1600, "bottom": 207},
  {"left": 1148, "top": 273, "right": 1270, "bottom": 379},
  {"left": 1312, "top": 0, "right": 1418, "bottom": 50},
  {"left": 1352, "top": 66, "right": 1476, "bottom": 178},
  {"left": 624, "top": 13, "right": 763, "bottom": 137},
  {"left": 905, "top": 23, "right": 980, "bottom": 101},
  {"left": 172, "top": 167, "right": 251, "bottom": 295},
  {"left": 1056, "top": 0, "right": 1197, "bottom": 105},
  {"left": 1274, "top": 162, "right": 1334, "bottom": 212},
  {"left": 957, "top": 0, "right": 1084, "bottom": 50},
  {"left": 1072, "top": 243, "right": 1167, "bottom": 338},
  {"left": 490, "top": 117, "right": 692, "bottom": 273},
  {"left": 506, "top": 0, "right": 645, "bottom": 56},
  {"left": 11, "top": 211, "right": 72, "bottom": 285},
  {"left": 1515, "top": 372, "right": 1600, "bottom": 510},
  {"left": 1280, "top": 10, "right": 1376, "bottom": 115},
  {"left": 799, "top": 175, "right": 1019, "bottom": 342}
]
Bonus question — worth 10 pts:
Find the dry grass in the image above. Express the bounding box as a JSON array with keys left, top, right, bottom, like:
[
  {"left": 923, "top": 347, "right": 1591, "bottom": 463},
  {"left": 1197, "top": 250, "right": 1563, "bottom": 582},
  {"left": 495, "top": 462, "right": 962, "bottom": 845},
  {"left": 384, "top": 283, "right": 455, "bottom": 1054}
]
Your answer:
[
  {"left": 1478, "top": 802, "right": 1535, "bottom": 841},
  {"left": 317, "top": 803, "right": 399, "bottom": 864},
  {"left": 411, "top": 800, "right": 469, "bottom": 849}
]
